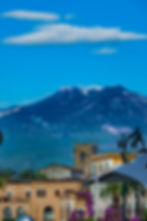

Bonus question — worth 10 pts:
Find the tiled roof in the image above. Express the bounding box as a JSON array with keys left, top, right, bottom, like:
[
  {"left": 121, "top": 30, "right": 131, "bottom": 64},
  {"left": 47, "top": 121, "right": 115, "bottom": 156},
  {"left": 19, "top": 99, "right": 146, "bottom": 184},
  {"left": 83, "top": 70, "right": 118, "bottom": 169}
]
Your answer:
[{"left": 39, "top": 164, "right": 83, "bottom": 173}]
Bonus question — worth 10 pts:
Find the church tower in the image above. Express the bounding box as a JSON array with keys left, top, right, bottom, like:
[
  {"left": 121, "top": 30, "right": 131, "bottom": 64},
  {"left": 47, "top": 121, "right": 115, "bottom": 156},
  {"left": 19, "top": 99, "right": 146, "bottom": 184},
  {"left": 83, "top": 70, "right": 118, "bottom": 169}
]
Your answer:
[{"left": 74, "top": 143, "right": 98, "bottom": 177}]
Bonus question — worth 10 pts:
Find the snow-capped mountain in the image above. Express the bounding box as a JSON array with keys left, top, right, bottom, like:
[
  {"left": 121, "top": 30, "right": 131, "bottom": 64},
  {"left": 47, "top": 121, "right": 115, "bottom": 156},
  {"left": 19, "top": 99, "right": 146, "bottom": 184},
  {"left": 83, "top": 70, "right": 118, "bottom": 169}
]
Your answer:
[
  {"left": 0, "top": 85, "right": 147, "bottom": 171},
  {"left": 0, "top": 106, "right": 21, "bottom": 118}
]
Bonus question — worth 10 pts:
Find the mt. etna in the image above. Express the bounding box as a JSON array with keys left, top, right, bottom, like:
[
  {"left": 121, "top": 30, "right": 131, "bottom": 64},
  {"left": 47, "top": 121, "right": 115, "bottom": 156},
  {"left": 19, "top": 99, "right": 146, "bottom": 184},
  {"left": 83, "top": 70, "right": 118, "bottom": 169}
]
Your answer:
[{"left": 0, "top": 85, "right": 147, "bottom": 171}]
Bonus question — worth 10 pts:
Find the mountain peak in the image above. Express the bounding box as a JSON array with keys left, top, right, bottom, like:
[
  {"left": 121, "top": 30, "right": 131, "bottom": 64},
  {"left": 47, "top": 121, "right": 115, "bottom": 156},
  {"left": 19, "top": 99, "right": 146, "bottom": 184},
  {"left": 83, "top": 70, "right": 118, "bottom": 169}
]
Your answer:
[
  {"left": 105, "top": 85, "right": 127, "bottom": 92},
  {"left": 59, "top": 85, "right": 103, "bottom": 95},
  {"left": 1, "top": 84, "right": 147, "bottom": 171}
]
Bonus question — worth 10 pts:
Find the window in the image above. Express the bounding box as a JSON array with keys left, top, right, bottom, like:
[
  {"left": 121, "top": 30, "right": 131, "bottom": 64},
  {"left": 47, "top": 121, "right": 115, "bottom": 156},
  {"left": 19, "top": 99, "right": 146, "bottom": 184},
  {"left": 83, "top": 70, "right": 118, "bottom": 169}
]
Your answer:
[
  {"left": 44, "top": 207, "right": 54, "bottom": 221},
  {"left": 65, "top": 189, "right": 75, "bottom": 195},
  {"left": 26, "top": 190, "right": 31, "bottom": 198},
  {"left": 55, "top": 189, "right": 60, "bottom": 197},
  {"left": 92, "top": 145, "right": 98, "bottom": 154},
  {"left": 4, "top": 207, "right": 12, "bottom": 219},
  {"left": 106, "top": 161, "right": 110, "bottom": 169},
  {"left": 17, "top": 207, "right": 25, "bottom": 217},
  {"left": 37, "top": 188, "right": 46, "bottom": 197},
  {"left": 90, "top": 163, "right": 96, "bottom": 176},
  {"left": 6, "top": 190, "right": 13, "bottom": 200},
  {"left": 98, "top": 163, "right": 102, "bottom": 171},
  {"left": 80, "top": 152, "right": 87, "bottom": 163}
]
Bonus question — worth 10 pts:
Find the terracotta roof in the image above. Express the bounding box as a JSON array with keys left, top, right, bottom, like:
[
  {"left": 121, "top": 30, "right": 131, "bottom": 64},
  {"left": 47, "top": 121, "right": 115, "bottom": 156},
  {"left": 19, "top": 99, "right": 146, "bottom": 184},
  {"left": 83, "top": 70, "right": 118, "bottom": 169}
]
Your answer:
[
  {"left": 39, "top": 164, "right": 83, "bottom": 173},
  {"left": 90, "top": 152, "right": 137, "bottom": 162}
]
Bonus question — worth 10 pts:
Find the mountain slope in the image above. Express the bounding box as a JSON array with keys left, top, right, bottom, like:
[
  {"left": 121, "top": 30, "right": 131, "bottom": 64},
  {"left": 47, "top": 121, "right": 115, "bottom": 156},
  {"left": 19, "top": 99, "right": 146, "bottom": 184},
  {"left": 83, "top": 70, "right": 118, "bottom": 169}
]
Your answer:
[{"left": 0, "top": 85, "right": 147, "bottom": 171}]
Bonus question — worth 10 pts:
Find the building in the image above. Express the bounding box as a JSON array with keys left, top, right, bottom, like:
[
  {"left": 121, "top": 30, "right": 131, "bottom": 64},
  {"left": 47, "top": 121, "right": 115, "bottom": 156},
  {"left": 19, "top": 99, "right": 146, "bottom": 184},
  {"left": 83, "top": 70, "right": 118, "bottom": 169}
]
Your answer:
[
  {"left": 0, "top": 143, "right": 137, "bottom": 221},
  {"left": 74, "top": 143, "right": 98, "bottom": 177},
  {"left": 39, "top": 164, "right": 83, "bottom": 180},
  {"left": 74, "top": 143, "right": 136, "bottom": 177},
  {"left": 0, "top": 179, "right": 86, "bottom": 221},
  {"left": 90, "top": 152, "right": 137, "bottom": 177},
  {"left": 74, "top": 143, "right": 137, "bottom": 218}
]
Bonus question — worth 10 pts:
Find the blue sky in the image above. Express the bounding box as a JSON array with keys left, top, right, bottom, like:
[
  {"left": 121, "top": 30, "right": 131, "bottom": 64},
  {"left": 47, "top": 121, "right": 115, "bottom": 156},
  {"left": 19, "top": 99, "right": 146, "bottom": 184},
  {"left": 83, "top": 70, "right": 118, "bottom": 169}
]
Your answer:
[{"left": 1, "top": 0, "right": 147, "bottom": 107}]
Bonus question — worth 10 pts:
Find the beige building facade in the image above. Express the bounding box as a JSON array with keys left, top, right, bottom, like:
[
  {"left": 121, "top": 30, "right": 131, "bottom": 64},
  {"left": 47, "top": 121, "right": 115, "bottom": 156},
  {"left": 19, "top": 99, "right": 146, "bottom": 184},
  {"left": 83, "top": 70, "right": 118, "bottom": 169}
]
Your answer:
[
  {"left": 0, "top": 180, "right": 85, "bottom": 221},
  {"left": 90, "top": 153, "right": 137, "bottom": 177},
  {"left": 0, "top": 143, "right": 138, "bottom": 221},
  {"left": 74, "top": 143, "right": 136, "bottom": 177}
]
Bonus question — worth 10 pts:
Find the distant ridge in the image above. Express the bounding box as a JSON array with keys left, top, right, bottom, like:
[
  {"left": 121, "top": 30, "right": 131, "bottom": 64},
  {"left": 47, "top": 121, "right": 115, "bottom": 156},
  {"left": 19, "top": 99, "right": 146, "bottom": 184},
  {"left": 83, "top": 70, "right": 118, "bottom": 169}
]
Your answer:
[{"left": 0, "top": 85, "right": 147, "bottom": 171}]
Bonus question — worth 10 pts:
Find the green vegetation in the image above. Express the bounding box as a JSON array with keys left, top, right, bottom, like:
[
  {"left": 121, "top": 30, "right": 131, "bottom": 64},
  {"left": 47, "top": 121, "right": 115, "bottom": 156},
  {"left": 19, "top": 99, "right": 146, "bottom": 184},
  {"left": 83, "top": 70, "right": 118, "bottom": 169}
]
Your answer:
[
  {"left": 100, "top": 183, "right": 122, "bottom": 197},
  {"left": 0, "top": 177, "right": 5, "bottom": 188},
  {"left": 0, "top": 170, "right": 13, "bottom": 188},
  {"left": 3, "top": 218, "right": 15, "bottom": 221},
  {"left": 142, "top": 209, "right": 147, "bottom": 221},
  {"left": 0, "top": 170, "right": 13, "bottom": 179},
  {"left": 20, "top": 170, "right": 47, "bottom": 180},
  {"left": 100, "top": 182, "right": 146, "bottom": 218},
  {"left": 100, "top": 182, "right": 145, "bottom": 197},
  {"left": 34, "top": 172, "right": 47, "bottom": 180}
]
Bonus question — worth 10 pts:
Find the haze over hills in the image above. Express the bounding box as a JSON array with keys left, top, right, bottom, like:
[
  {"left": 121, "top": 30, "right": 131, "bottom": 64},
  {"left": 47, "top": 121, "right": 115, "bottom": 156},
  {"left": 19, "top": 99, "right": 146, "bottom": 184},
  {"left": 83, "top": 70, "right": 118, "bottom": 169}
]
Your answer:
[{"left": 0, "top": 85, "right": 147, "bottom": 171}]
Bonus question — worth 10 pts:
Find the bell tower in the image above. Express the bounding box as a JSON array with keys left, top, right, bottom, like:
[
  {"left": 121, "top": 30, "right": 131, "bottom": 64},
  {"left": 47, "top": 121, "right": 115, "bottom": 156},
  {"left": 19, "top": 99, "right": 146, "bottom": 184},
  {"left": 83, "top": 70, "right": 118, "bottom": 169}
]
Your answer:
[{"left": 74, "top": 143, "right": 98, "bottom": 177}]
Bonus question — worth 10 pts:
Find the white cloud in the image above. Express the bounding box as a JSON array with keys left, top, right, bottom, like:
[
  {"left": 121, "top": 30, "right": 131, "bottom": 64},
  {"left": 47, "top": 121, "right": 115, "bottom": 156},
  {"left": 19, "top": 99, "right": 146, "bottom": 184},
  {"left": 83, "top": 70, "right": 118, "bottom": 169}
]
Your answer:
[
  {"left": 102, "top": 124, "right": 131, "bottom": 135},
  {"left": 65, "top": 13, "right": 75, "bottom": 20},
  {"left": 2, "top": 10, "right": 59, "bottom": 21},
  {"left": 3, "top": 24, "right": 147, "bottom": 45},
  {"left": 94, "top": 47, "right": 117, "bottom": 55}
]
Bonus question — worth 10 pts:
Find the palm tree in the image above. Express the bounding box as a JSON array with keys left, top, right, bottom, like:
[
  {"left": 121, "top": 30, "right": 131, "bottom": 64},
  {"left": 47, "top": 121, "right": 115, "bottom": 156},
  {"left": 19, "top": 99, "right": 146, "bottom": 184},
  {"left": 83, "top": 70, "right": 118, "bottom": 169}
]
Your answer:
[
  {"left": 142, "top": 209, "right": 147, "bottom": 221},
  {"left": 117, "top": 128, "right": 146, "bottom": 162},
  {"left": 100, "top": 182, "right": 145, "bottom": 215},
  {"left": 117, "top": 128, "right": 146, "bottom": 219},
  {"left": 100, "top": 183, "right": 122, "bottom": 197}
]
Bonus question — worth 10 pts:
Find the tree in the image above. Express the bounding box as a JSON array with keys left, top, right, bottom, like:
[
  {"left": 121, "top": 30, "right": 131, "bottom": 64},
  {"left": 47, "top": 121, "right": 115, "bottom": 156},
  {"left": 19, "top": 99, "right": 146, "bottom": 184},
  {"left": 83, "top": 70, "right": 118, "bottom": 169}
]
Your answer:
[
  {"left": 142, "top": 209, "right": 147, "bottom": 221},
  {"left": 0, "top": 170, "right": 13, "bottom": 188},
  {"left": 117, "top": 128, "right": 146, "bottom": 163},
  {"left": 100, "top": 182, "right": 146, "bottom": 214},
  {"left": 0, "top": 177, "right": 5, "bottom": 188},
  {"left": 3, "top": 218, "right": 15, "bottom": 221},
  {"left": 0, "top": 131, "right": 3, "bottom": 145},
  {"left": 21, "top": 170, "right": 47, "bottom": 180},
  {"left": 34, "top": 172, "right": 46, "bottom": 180},
  {"left": 117, "top": 128, "right": 146, "bottom": 219},
  {"left": 21, "top": 170, "right": 34, "bottom": 179},
  {"left": 100, "top": 183, "right": 122, "bottom": 197}
]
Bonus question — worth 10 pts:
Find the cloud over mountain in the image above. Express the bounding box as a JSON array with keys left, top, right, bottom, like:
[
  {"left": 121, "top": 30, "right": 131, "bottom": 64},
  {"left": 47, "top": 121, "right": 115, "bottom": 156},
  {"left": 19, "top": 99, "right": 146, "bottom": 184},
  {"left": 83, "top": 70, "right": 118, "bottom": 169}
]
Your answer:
[{"left": 102, "top": 124, "right": 131, "bottom": 135}]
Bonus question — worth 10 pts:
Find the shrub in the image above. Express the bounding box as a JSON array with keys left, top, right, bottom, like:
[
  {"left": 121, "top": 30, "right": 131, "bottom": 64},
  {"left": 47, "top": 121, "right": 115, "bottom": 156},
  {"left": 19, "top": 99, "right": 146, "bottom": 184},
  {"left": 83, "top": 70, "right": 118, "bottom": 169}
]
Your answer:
[{"left": 3, "top": 218, "right": 15, "bottom": 221}]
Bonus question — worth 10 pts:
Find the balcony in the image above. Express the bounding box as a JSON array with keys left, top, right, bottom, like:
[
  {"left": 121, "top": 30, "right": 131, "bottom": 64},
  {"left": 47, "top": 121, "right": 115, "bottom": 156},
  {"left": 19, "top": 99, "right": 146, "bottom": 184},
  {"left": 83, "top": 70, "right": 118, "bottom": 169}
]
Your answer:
[{"left": 0, "top": 196, "right": 29, "bottom": 203}]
